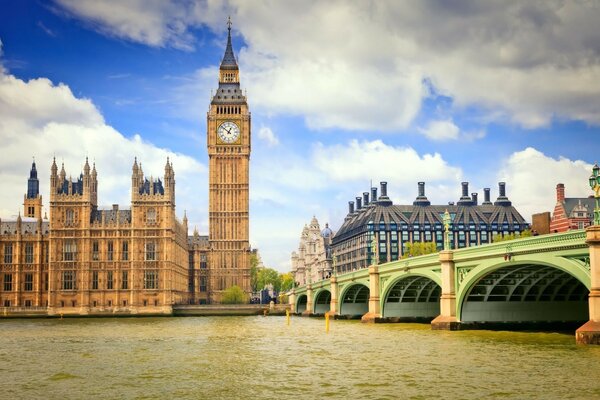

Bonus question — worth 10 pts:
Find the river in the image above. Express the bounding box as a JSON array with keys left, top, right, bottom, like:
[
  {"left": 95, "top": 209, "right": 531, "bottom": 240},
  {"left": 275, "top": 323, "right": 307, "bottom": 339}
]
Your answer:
[{"left": 1, "top": 316, "right": 599, "bottom": 399}]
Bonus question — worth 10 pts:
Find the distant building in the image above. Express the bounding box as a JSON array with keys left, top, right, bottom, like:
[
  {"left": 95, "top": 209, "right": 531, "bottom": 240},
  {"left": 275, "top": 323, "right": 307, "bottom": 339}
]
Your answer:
[
  {"left": 291, "top": 216, "right": 334, "bottom": 285},
  {"left": 332, "top": 181, "right": 530, "bottom": 274},
  {"left": 531, "top": 212, "right": 551, "bottom": 235},
  {"left": 550, "top": 183, "right": 593, "bottom": 232}
]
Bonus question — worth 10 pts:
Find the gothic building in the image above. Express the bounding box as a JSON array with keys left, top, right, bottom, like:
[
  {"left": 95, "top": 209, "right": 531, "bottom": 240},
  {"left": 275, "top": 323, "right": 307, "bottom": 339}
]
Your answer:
[
  {"left": 206, "top": 20, "right": 252, "bottom": 301},
  {"left": 290, "top": 216, "right": 334, "bottom": 286},
  {"left": 0, "top": 158, "right": 191, "bottom": 314},
  {"left": 332, "top": 181, "right": 530, "bottom": 274},
  {"left": 0, "top": 20, "right": 252, "bottom": 311}
]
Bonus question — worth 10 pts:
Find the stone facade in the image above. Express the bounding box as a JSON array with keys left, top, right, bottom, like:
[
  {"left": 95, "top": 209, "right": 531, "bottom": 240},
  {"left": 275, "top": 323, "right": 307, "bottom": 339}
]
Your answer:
[
  {"left": 206, "top": 22, "right": 252, "bottom": 301},
  {"left": 1, "top": 159, "right": 190, "bottom": 314},
  {"left": 0, "top": 22, "right": 255, "bottom": 310},
  {"left": 291, "top": 216, "right": 334, "bottom": 285}
]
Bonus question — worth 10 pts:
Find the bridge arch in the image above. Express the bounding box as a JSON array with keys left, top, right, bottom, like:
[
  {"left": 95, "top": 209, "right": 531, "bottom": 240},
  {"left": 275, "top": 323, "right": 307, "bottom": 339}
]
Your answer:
[
  {"left": 382, "top": 273, "right": 441, "bottom": 320},
  {"left": 339, "top": 283, "right": 369, "bottom": 318},
  {"left": 296, "top": 294, "right": 307, "bottom": 314},
  {"left": 458, "top": 259, "right": 589, "bottom": 324},
  {"left": 313, "top": 289, "right": 331, "bottom": 314}
]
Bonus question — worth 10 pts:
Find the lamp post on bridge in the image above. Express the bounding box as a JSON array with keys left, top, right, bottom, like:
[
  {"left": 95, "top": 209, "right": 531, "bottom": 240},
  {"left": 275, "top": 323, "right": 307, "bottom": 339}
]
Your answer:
[{"left": 589, "top": 163, "right": 600, "bottom": 226}]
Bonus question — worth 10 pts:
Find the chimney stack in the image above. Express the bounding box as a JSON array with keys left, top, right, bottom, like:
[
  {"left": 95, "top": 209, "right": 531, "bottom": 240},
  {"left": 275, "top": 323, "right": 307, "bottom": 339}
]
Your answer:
[
  {"left": 462, "top": 182, "right": 469, "bottom": 198},
  {"left": 363, "top": 192, "right": 369, "bottom": 206},
  {"left": 418, "top": 182, "right": 425, "bottom": 197},
  {"left": 556, "top": 183, "right": 565, "bottom": 203},
  {"left": 494, "top": 182, "right": 512, "bottom": 206},
  {"left": 458, "top": 182, "right": 472, "bottom": 204},
  {"left": 378, "top": 181, "right": 393, "bottom": 205},
  {"left": 356, "top": 197, "right": 362, "bottom": 210},
  {"left": 348, "top": 201, "right": 355, "bottom": 214},
  {"left": 471, "top": 193, "right": 478, "bottom": 205},
  {"left": 413, "top": 181, "right": 431, "bottom": 206},
  {"left": 380, "top": 182, "right": 388, "bottom": 198},
  {"left": 483, "top": 188, "right": 492, "bottom": 204},
  {"left": 371, "top": 187, "right": 378, "bottom": 204}
]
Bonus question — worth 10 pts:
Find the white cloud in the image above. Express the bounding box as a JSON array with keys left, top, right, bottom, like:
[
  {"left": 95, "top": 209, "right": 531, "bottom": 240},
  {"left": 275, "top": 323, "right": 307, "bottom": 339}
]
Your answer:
[
  {"left": 0, "top": 60, "right": 207, "bottom": 231},
  {"left": 498, "top": 147, "right": 592, "bottom": 221},
  {"left": 312, "top": 139, "right": 462, "bottom": 184},
  {"left": 257, "top": 126, "right": 279, "bottom": 147},
  {"left": 55, "top": 1, "right": 600, "bottom": 130},
  {"left": 419, "top": 119, "right": 460, "bottom": 141}
]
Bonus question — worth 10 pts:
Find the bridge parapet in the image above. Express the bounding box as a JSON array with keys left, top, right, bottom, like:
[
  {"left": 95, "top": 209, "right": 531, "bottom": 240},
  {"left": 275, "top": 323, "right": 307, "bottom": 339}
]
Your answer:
[{"left": 452, "top": 230, "right": 586, "bottom": 262}]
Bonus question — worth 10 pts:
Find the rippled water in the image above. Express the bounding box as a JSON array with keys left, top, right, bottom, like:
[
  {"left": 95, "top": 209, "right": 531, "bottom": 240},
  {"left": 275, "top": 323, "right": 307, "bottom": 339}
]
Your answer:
[{"left": 1, "top": 316, "right": 600, "bottom": 399}]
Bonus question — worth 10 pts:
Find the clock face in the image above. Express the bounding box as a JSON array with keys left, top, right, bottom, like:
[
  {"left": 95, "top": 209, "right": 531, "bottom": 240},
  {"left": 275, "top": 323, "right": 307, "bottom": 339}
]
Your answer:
[{"left": 217, "top": 121, "right": 240, "bottom": 144}]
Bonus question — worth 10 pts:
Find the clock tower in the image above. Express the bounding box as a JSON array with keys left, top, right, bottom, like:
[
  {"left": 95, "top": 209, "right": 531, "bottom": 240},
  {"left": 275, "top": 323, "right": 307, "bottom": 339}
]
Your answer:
[{"left": 207, "top": 19, "right": 251, "bottom": 301}]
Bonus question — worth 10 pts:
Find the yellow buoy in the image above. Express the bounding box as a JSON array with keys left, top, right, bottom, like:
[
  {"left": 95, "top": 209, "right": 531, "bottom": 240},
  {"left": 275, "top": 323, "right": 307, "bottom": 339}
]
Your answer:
[{"left": 325, "top": 313, "right": 330, "bottom": 333}]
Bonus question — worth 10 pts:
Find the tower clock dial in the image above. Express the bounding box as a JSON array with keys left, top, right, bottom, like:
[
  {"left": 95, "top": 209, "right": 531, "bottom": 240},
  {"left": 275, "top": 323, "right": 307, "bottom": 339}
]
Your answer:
[{"left": 217, "top": 121, "right": 240, "bottom": 144}]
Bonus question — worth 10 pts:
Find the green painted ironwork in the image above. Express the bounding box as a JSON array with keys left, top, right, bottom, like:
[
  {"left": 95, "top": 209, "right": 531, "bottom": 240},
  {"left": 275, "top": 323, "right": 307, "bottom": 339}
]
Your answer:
[{"left": 293, "top": 230, "right": 591, "bottom": 323}]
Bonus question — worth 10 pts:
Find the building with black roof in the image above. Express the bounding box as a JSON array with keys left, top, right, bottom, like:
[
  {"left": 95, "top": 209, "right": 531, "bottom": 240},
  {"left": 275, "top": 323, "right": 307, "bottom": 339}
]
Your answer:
[{"left": 332, "top": 181, "right": 529, "bottom": 274}]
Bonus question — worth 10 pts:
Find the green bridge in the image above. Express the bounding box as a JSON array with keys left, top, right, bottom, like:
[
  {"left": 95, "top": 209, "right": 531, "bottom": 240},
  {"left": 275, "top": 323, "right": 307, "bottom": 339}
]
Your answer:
[{"left": 290, "top": 227, "right": 600, "bottom": 344}]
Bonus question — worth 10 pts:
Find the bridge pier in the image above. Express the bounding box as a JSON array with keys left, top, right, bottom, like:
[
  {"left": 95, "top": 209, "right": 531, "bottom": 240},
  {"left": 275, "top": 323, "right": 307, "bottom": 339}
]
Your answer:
[
  {"left": 289, "top": 290, "right": 296, "bottom": 314},
  {"left": 302, "top": 284, "right": 313, "bottom": 317},
  {"left": 431, "top": 250, "right": 461, "bottom": 330},
  {"left": 577, "top": 226, "right": 600, "bottom": 344},
  {"left": 326, "top": 276, "right": 339, "bottom": 318},
  {"left": 362, "top": 265, "right": 382, "bottom": 323}
]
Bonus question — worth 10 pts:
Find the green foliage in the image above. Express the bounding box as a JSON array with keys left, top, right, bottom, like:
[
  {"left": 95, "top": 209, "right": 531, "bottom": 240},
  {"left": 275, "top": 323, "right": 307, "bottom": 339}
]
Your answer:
[
  {"left": 402, "top": 241, "right": 438, "bottom": 258},
  {"left": 221, "top": 285, "right": 248, "bottom": 304},
  {"left": 493, "top": 229, "right": 532, "bottom": 243},
  {"left": 280, "top": 273, "right": 294, "bottom": 292},
  {"left": 256, "top": 268, "right": 282, "bottom": 292}
]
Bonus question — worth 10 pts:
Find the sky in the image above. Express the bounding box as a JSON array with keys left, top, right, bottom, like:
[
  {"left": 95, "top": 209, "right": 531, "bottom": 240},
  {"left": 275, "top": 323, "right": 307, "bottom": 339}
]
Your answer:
[{"left": 0, "top": 1, "right": 599, "bottom": 272}]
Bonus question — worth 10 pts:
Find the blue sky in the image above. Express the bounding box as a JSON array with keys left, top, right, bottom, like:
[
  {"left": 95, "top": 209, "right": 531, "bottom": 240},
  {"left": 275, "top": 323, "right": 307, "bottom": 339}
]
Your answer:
[{"left": 1, "top": 1, "right": 599, "bottom": 271}]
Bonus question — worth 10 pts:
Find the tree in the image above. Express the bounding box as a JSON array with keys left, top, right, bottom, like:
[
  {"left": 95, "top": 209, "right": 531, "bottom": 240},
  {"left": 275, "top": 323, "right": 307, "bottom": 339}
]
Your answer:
[
  {"left": 221, "top": 285, "right": 248, "bottom": 304},
  {"left": 402, "top": 241, "right": 438, "bottom": 258},
  {"left": 249, "top": 252, "right": 259, "bottom": 292},
  {"left": 256, "top": 268, "right": 281, "bottom": 292},
  {"left": 280, "top": 272, "right": 294, "bottom": 292},
  {"left": 493, "top": 229, "right": 532, "bottom": 243}
]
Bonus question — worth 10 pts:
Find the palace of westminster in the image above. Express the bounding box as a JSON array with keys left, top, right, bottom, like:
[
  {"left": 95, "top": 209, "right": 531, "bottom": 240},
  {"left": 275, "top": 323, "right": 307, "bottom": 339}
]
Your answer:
[{"left": 0, "top": 23, "right": 251, "bottom": 314}]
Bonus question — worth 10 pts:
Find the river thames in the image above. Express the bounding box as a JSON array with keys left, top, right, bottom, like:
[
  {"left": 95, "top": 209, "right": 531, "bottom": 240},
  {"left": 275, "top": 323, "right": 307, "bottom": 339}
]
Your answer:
[{"left": 1, "top": 316, "right": 600, "bottom": 399}]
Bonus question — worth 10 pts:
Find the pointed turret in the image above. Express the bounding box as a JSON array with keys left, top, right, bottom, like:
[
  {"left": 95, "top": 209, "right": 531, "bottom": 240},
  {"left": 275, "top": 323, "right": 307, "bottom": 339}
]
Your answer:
[
  {"left": 27, "top": 159, "right": 39, "bottom": 199},
  {"left": 25, "top": 159, "right": 43, "bottom": 218},
  {"left": 221, "top": 16, "right": 238, "bottom": 69},
  {"left": 214, "top": 16, "right": 241, "bottom": 94},
  {"left": 84, "top": 157, "right": 90, "bottom": 175}
]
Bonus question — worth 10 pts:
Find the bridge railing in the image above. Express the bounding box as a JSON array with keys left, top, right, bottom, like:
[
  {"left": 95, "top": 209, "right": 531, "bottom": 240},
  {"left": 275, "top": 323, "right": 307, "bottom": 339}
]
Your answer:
[{"left": 293, "top": 230, "right": 588, "bottom": 293}]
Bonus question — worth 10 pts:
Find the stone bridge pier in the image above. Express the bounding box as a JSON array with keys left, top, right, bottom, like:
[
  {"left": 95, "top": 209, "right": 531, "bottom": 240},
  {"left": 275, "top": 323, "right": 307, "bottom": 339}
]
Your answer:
[
  {"left": 326, "top": 276, "right": 339, "bottom": 318},
  {"left": 431, "top": 250, "right": 460, "bottom": 330},
  {"left": 361, "top": 266, "right": 382, "bottom": 323},
  {"left": 302, "top": 284, "right": 313, "bottom": 316},
  {"left": 576, "top": 226, "right": 600, "bottom": 344}
]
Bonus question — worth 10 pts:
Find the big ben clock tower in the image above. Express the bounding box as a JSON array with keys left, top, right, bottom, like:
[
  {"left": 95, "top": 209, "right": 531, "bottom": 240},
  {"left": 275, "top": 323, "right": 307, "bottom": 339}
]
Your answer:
[{"left": 207, "top": 18, "right": 251, "bottom": 301}]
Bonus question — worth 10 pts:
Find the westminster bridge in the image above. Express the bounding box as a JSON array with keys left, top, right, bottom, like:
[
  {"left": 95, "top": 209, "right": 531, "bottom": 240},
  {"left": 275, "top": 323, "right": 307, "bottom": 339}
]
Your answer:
[{"left": 290, "top": 226, "right": 600, "bottom": 344}]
